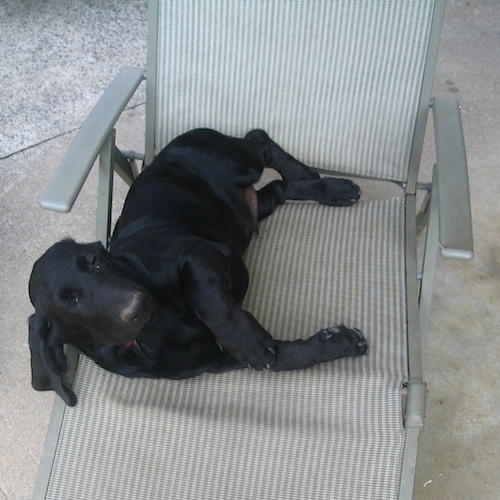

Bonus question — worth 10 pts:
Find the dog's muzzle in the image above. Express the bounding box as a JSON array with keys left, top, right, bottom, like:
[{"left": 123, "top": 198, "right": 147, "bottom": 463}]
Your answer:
[{"left": 120, "top": 290, "right": 153, "bottom": 325}]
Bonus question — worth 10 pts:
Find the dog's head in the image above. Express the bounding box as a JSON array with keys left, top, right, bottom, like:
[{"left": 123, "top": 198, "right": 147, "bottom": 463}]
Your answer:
[{"left": 28, "top": 239, "right": 154, "bottom": 404}]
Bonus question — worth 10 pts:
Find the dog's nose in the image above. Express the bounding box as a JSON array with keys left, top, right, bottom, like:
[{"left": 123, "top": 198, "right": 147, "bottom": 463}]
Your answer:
[{"left": 120, "top": 291, "right": 152, "bottom": 323}]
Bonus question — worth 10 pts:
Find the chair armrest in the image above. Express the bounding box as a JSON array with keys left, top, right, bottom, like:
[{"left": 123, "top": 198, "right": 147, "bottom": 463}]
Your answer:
[
  {"left": 41, "top": 66, "right": 145, "bottom": 213},
  {"left": 432, "top": 97, "right": 474, "bottom": 260}
]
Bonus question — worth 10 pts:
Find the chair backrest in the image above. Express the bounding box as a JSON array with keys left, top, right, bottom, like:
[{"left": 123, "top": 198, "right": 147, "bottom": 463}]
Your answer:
[{"left": 145, "top": 0, "right": 444, "bottom": 184}]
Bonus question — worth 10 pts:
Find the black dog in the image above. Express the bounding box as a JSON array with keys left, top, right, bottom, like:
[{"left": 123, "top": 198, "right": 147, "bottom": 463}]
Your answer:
[{"left": 29, "top": 129, "right": 367, "bottom": 405}]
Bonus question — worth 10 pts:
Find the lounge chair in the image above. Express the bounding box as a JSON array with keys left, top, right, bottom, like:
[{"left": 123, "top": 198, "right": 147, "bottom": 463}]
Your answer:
[{"left": 33, "top": 1, "right": 473, "bottom": 498}]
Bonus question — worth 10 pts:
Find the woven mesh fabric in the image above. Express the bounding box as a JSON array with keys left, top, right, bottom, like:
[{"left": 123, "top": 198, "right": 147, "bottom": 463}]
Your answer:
[
  {"left": 152, "top": 0, "right": 435, "bottom": 181},
  {"left": 45, "top": 198, "right": 408, "bottom": 500}
]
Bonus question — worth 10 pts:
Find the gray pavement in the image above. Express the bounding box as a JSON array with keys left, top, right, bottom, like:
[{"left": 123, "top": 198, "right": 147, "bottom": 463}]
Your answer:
[{"left": 1, "top": 1, "right": 499, "bottom": 498}]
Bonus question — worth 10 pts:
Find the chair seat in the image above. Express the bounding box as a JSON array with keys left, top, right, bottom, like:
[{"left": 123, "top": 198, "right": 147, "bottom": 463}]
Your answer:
[{"left": 44, "top": 197, "right": 408, "bottom": 500}]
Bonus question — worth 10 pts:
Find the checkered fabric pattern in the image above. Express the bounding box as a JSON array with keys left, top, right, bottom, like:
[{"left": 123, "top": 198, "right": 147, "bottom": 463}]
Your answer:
[{"left": 45, "top": 198, "right": 408, "bottom": 499}]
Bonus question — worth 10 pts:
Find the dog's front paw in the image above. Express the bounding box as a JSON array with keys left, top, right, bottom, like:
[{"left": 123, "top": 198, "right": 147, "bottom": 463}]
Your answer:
[{"left": 314, "top": 324, "right": 367, "bottom": 359}]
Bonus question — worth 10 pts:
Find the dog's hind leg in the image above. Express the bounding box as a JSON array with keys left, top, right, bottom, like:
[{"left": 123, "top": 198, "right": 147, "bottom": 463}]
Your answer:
[
  {"left": 244, "top": 129, "right": 320, "bottom": 182},
  {"left": 245, "top": 129, "right": 361, "bottom": 219},
  {"left": 256, "top": 177, "right": 361, "bottom": 220}
]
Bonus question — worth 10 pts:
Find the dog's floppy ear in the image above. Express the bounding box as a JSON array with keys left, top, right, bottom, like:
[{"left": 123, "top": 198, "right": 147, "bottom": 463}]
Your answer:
[{"left": 28, "top": 313, "right": 77, "bottom": 406}]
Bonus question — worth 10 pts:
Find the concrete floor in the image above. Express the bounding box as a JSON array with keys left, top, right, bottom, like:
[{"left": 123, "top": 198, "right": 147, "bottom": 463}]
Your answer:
[{"left": 0, "top": 0, "right": 498, "bottom": 498}]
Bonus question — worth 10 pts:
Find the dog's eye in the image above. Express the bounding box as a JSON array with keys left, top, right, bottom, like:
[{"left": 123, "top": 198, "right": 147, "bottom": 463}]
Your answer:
[
  {"left": 58, "top": 289, "right": 81, "bottom": 307},
  {"left": 76, "top": 254, "right": 103, "bottom": 272},
  {"left": 89, "top": 255, "right": 100, "bottom": 270}
]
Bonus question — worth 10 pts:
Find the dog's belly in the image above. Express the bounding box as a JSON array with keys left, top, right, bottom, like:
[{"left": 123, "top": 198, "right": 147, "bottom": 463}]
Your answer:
[{"left": 240, "top": 186, "right": 258, "bottom": 226}]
